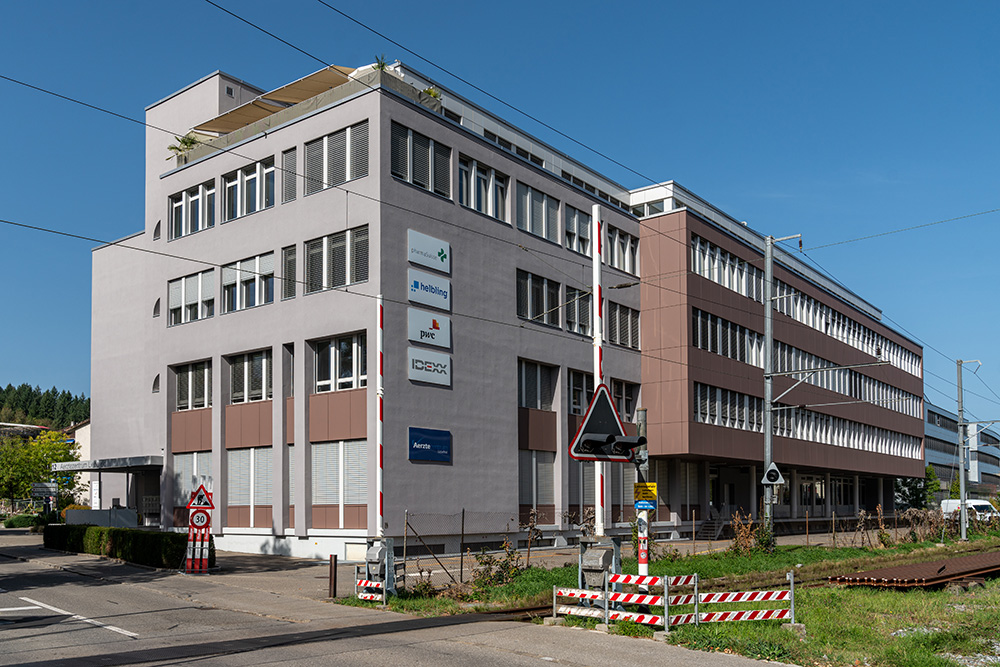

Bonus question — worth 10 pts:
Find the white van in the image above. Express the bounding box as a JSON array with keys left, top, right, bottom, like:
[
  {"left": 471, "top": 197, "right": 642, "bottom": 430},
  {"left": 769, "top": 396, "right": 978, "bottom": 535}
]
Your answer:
[{"left": 940, "top": 499, "right": 1000, "bottom": 521}]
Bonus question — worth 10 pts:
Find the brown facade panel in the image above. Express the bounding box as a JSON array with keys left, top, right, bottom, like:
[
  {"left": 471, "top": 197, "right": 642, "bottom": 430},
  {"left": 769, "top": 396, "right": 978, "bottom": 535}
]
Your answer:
[
  {"left": 288, "top": 505, "right": 295, "bottom": 529},
  {"left": 520, "top": 504, "right": 556, "bottom": 525},
  {"left": 253, "top": 505, "right": 272, "bottom": 528},
  {"left": 170, "top": 408, "right": 212, "bottom": 453},
  {"left": 173, "top": 507, "right": 190, "bottom": 527},
  {"left": 286, "top": 397, "right": 294, "bottom": 444},
  {"left": 309, "top": 389, "right": 367, "bottom": 442},
  {"left": 225, "top": 401, "right": 274, "bottom": 448},
  {"left": 228, "top": 506, "right": 251, "bottom": 527},
  {"left": 344, "top": 504, "right": 367, "bottom": 529},
  {"left": 312, "top": 504, "right": 339, "bottom": 529},
  {"left": 518, "top": 407, "right": 556, "bottom": 451}
]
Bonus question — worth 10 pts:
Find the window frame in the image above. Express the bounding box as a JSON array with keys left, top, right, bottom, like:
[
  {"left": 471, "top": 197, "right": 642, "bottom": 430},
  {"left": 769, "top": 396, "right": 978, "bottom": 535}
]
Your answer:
[
  {"left": 515, "top": 182, "right": 560, "bottom": 243},
  {"left": 222, "top": 158, "right": 275, "bottom": 222},
  {"left": 168, "top": 180, "right": 216, "bottom": 240},
  {"left": 458, "top": 155, "right": 508, "bottom": 222},
  {"left": 516, "top": 270, "right": 561, "bottom": 327},
  {"left": 229, "top": 349, "right": 273, "bottom": 404},
  {"left": 315, "top": 333, "right": 368, "bottom": 393},
  {"left": 167, "top": 269, "right": 215, "bottom": 326},
  {"left": 303, "top": 226, "right": 369, "bottom": 294},
  {"left": 222, "top": 253, "right": 275, "bottom": 314},
  {"left": 175, "top": 361, "right": 212, "bottom": 411},
  {"left": 391, "top": 122, "right": 451, "bottom": 198}
]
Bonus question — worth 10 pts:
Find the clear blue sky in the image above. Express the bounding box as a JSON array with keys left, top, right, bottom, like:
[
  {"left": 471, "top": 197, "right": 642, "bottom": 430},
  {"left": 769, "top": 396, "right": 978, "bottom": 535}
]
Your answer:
[{"left": 2, "top": 1, "right": 999, "bottom": 421}]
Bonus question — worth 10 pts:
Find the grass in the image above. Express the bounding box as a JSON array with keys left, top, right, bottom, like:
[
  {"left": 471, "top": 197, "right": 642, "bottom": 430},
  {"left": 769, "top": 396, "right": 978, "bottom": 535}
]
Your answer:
[{"left": 337, "top": 531, "right": 1000, "bottom": 665}]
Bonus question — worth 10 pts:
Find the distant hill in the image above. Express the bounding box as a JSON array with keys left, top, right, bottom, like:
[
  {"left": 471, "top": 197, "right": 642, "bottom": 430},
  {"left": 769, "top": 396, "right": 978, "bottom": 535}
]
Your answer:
[{"left": 0, "top": 383, "right": 89, "bottom": 430}]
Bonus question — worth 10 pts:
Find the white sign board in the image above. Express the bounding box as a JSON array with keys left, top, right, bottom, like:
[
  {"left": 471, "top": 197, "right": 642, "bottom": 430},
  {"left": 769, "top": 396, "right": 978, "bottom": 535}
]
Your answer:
[
  {"left": 407, "top": 229, "right": 451, "bottom": 274},
  {"left": 408, "top": 269, "right": 451, "bottom": 311},
  {"left": 408, "top": 308, "right": 451, "bottom": 349},
  {"left": 91, "top": 480, "right": 101, "bottom": 510},
  {"left": 408, "top": 348, "right": 452, "bottom": 386}
]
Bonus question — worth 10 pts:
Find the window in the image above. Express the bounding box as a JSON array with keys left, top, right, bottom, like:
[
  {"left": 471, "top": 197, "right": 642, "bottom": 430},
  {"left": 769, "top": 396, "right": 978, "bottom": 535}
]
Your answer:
[
  {"left": 569, "top": 370, "right": 595, "bottom": 416},
  {"left": 630, "top": 200, "right": 665, "bottom": 218},
  {"left": 390, "top": 122, "right": 451, "bottom": 197},
  {"left": 518, "top": 450, "right": 555, "bottom": 518},
  {"left": 612, "top": 379, "right": 639, "bottom": 422},
  {"left": 516, "top": 270, "right": 560, "bottom": 326},
  {"left": 222, "top": 157, "right": 275, "bottom": 221},
  {"left": 607, "top": 301, "right": 639, "bottom": 349},
  {"left": 169, "top": 180, "right": 215, "bottom": 239},
  {"left": 565, "top": 205, "right": 591, "bottom": 255},
  {"left": 173, "top": 451, "right": 212, "bottom": 506},
  {"left": 518, "top": 359, "right": 556, "bottom": 410},
  {"left": 281, "top": 245, "right": 296, "bottom": 300},
  {"left": 458, "top": 156, "right": 508, "bottom": 221},
  {"left": 304, "top": 225, "right": 368, "bottom": 293},
  {"left": 565, "top": 287, "right": 592, "bottom": 335},
  {"left": 515, "top": 182, "right": 559, "bottom": 243},
  {"left": 222, "top": 253, "right": 274, "bottom": 313},
  {"left": 605, "top": 226, "right": 638, "bottom": 275},
  {"left": 227, "top": 446, "right": 273, "bottom": 527},
  {"left": 281, "top": 148, "right": 297, "bottom": 203},
  {"left": 304, "top": 120, "right": 369, "bottom": 196},
  {"left": 316, "top": 333, "right": 367, "bottom": 392},
  {"left": 312, "top": 440, "right": 367, "bottom": 507},
  {"left": 175, "top": 361, "right": 212, "bottom": 411},
  {"left": 167, "top": 269, "right": 214, "bottom": 326},
  {"left": 230, "top": 350, "right": 272, "bottom": 404}
]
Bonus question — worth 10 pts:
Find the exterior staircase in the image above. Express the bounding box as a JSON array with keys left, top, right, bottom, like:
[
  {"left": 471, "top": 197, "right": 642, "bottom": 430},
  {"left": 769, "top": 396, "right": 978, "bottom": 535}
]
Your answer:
[{"left": 694, "top": 508, "right": 727, "bottom": 540}]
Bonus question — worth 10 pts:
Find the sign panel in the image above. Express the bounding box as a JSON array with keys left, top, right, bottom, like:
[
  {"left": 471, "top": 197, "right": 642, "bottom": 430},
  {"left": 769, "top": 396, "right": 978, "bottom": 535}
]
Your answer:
[
  {"left": 190, "top": 509, "right": 211, "bottom": 528},
  {"left": 408, "top": 427, "right": 452, "bottom": 462},
  {"left": 186, "top": 484, "right": 215, "bottom": 510},
  {"left": 31, "top": 482, "right": 57, "bottom": 498},
  {"left": 634, "top": 482, "right": 658, "bottom": 502},
  {"left": 408, "top": 348, "right": 452, "bottom": 386},
  {"left": 408, "top": 269, "right": 451, "bottom": 311},
  {"left": 761, "top": 462, "right": 786, "bottom": 486},
  {"left": 635, "top": 500, "right": 657, "bottom": 511},
  {"left": 407, "top": 229, "right": 451, "bottom": 274},
  {"left": 407, "top": 308, "right": 451, "bottom": 349},
  {"left": 568, "top": 384, "right": 629, "bottom": 462}
]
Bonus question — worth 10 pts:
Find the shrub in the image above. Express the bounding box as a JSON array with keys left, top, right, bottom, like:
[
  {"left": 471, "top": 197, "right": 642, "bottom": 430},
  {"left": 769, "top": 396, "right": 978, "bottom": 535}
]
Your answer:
[
  {"left": 4, "top": 514, "right": 42, "bottom": 528},
  {"left": 44, "top": 524, "right": 213, "bottom": 569}
]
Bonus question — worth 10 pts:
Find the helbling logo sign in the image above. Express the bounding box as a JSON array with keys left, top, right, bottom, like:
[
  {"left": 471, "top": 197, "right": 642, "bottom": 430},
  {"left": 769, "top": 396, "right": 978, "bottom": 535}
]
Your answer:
[
  {"left": 407, "top": 348, "right": 451, "bottom": 386},
  {"left": 407, "top": 229, "right": 451, "bottom": 274},
  {"left": 408, "top": 269, "right": 451, "bottom": 311},
  {"left": 408, "top": 308, "right": 451, "bottom": 349}
]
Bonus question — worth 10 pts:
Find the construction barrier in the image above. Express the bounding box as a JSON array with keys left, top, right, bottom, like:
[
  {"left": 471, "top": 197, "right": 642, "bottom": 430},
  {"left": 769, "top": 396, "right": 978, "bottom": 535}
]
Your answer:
[
  {"left": 552, "top": 570, "right": 796, "bottom": 631},
  {"left": 355, "top": 569, "right": 387, "bottom": 603}
]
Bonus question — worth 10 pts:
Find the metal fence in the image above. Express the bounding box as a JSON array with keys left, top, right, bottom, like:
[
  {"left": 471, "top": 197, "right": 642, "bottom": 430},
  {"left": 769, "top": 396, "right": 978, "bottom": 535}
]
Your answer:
[{"left": 397, "top": 509, "right": 522, "bottom": 588}]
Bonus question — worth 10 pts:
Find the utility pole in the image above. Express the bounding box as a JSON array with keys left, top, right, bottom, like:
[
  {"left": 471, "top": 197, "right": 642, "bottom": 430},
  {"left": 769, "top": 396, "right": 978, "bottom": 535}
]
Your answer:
[
  {"left": 763, "top": 234, "right": 800, "bottom": 532},
  {"left": 592, "top": 204, "right": 605, "bottom": 537},
  {"left": 956, "top": 360, "right": 978, "bottom": 541}
]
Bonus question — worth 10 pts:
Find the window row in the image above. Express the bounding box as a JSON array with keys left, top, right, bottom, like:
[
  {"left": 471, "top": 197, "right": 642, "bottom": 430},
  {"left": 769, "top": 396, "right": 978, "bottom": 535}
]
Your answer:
[
  {"left": 605, "top": 226, "right": 638, "bottom": 275},
  {"left": 305, "top": 225, "right": 369, "bottom": 293},
  {"left": 459, "top": 155, "right": 507, "bottom": 222},
  {"left": 691, "top": 235, "right": 922, "bottom": 377},
  {"left": 607, "top": 302, "right": 639, "bottom": 349},
  {"left": 168, "top": 270, "right": 215, "bottom": 325},
  {"left": 516, "top": 271, "right": 634, "bottom": 346},
  {"left": 391, "top": 121, "right": 451, "bottom": 197},
  {"left": 224, "top": 158, "right": 275, "bottom": 222},
  {"left": 693, "top": 382, "right": 923, "bottom": 459},
  {"left": 304, "top": 120, "right": 369, "bottom": 196},
  {"left": 170, "top": 181, "right": 215, "bottom": 239},
  {"left": 516, "top": 270, "right": 561, "bottom": 326},
  {"left": 222, "top": 252, "right": 274, "bottom": 313},
  {"left": 176, "top": 362, "right": 213, "bottom": 411},
  {"left": 516, "top": 182, "right": 560, "bottom": 244},
  {"left": 691, "top": 308, "right": 921, "bottom": 418}
]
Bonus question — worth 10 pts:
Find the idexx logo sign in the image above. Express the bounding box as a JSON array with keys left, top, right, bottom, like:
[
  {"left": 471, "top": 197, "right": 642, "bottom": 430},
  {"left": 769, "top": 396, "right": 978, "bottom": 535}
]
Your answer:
[
  {"left": 408, "top": 269, "right": 451, "bottom": 311},
  {"left": 407, "top": 348, "right": 452, "bottom": 386},
  {"left": 407, "top": 229, "right": 451, "bottom": 274},
  {"left": 408, "top": 308, "right": 451, "bottom": 349}
]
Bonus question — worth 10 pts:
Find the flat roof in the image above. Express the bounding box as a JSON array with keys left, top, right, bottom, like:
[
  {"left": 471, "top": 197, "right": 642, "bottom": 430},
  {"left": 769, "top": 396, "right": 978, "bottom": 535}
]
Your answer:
[{"left": 52, "top": 456, "right": 163, "bottom": 474}]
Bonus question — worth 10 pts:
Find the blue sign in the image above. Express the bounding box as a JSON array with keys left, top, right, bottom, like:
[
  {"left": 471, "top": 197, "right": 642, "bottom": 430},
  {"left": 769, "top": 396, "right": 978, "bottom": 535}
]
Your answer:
[
  {"left": 634, "top": 500, "right": 657, "bottom": 511},
  {"left": 408, "top": 427, "right": 452, "bottom": 463}
]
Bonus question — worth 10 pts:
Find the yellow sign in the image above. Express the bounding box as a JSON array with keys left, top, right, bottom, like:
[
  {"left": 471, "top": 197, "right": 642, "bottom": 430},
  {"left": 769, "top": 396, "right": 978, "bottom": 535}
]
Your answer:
[{"left": 633, "top": 482, "right": 657, "bottom": 501}]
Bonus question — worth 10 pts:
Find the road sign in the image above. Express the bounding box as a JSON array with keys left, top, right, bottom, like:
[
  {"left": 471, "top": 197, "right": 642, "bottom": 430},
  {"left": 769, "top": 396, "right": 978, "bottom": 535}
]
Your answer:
[
  {"left": 634, "top": 482, "right": 657, "bottom": 501},
  {"left": 569, "top": 384, "right": 631, "bottom": 462},
  {"left": 635, "top": 500, "right": 657, "bottom": 511},
  {"left": 190, "top": 509, "right": 210, "bottom": 528},
  {"left": 186, "top": 484, "right": 214, "bottom": 510},
  {"left": 31, "top": 482, "right": 57, "bottom": 498},
  {"left": 761, "top": 462, "right": 785, "bottom": 486}
]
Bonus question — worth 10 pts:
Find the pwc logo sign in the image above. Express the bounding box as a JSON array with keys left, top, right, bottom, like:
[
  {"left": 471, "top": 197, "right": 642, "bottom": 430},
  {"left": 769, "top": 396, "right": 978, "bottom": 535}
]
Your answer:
[
  {"left": 407, "top": 348, "right": 451, "bottom": 386},
  {"left": 408, "top": 308, "right": 451, "bottom": 349}
]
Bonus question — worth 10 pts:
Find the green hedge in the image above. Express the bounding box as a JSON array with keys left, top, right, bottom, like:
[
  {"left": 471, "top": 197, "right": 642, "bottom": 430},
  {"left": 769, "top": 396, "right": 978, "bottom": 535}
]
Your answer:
[
  {"left": 43, "top": 525, "right": 215, "bottom": 570},
  {"left": 4, "top": 514, "right": 43, "bottom": 528}
]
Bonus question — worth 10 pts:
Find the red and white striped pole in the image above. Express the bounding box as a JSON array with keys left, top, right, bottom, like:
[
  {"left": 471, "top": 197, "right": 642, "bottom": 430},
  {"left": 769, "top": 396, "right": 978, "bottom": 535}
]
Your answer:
[
  {"left": 592, "top": 204, "right": 605, "bottom": 537},
  {"left": 376, "top": 294, "right": 384, "bottom": 539}
]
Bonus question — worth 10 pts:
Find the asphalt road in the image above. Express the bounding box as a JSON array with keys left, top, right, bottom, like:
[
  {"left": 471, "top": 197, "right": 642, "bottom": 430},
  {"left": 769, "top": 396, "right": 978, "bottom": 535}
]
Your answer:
[{"left": 0, "top": 530, "right": 780, "bottom": 666}]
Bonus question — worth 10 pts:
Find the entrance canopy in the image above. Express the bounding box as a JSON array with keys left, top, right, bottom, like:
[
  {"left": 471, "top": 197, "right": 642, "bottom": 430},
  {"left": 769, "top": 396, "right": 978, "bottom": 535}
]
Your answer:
[{"left": 52, "top": 456, "right": 163, "bottom": 474}]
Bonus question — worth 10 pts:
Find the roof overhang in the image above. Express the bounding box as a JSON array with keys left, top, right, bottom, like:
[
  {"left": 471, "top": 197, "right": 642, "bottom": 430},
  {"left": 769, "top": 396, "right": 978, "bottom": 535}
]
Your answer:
[{"left": 52, "top": 456, "right": 163, "bottom": 474}]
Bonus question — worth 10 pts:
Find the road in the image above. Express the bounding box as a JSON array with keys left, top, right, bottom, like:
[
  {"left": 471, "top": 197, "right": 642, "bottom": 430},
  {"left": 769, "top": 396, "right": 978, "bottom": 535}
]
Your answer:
[{"left": 0, "top": 529, "right": 778, "bottom": 666}]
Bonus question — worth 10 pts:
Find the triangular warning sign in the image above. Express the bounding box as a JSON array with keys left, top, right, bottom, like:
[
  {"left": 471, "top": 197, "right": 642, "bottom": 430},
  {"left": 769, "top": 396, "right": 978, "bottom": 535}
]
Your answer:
[
  {"left": 569, "top": 384, "right": 630, "bottom": 462},
  {"left": 187, "top": 484, "right": 215, "bottom": 510}
]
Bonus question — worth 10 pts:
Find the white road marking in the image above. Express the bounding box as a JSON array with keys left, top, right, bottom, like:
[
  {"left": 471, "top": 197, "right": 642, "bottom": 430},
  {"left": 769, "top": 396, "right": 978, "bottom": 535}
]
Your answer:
[
  {"left": 19, "top": 597, "right": 139, "bottom": 638},
  {"left": 0, "top": 606, "right": 41, "bottom": 612}
]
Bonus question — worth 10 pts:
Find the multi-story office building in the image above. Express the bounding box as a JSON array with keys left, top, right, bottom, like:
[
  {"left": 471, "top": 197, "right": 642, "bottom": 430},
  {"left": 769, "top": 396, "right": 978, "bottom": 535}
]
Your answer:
[
  {"left": 91, "top": 61, "right": 924, "bottom": 557},
  {"left": 925, "top": 403, "right": 1000, "bottom": 504}
]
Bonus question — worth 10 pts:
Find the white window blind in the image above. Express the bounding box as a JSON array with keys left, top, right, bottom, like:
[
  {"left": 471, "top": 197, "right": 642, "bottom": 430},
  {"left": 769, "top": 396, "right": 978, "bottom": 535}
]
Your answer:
[
  {"left": 282, "top": 148, "right": 297, "bottom": 202},
  {"left": 253, "top": 447, "right": 273, "bottom": 506},
  {"left": 228, "top": 449, "right": 251, "bottom": 506},
  {"left": 312, "top": 441, "right": 340, "bottom": 504},
  {"left": 343, "top": 440, "right": 367, "bottom": 504}
]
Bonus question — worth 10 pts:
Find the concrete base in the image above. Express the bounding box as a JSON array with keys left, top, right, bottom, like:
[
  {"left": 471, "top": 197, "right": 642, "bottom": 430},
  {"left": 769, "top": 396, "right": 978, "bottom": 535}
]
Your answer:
[
  {"left": 594, "top": 623, "right": 610, "bottom": 633},
  {"left": 782, "top": 623, "right": 807, "bottom": 640},
  {"left": 653, "top": 630, "right": 670, "bottom": 642},
  {"left": 543, "top": 617, "right": 565, "bottom": 626}
]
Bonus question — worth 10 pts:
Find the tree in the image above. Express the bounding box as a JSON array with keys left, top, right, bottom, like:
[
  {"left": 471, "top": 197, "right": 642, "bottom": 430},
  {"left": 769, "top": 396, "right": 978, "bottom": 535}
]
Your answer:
[
  {"left": 949, "top": 477, "right": 961, "bottom": 500},
  {"left": 0, "top": 431, "right": 80, "bottom": 503},
  {"left": 895, "top": 465, "right": 941, "bottom": 510}
]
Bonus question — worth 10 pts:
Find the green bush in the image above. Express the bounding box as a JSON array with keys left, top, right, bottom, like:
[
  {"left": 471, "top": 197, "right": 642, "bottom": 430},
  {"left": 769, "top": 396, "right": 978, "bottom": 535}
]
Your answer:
[
  {"left": 44, "top": 524, "right": 214, "bottom": 570},
  {"left": 4, "top": 514, "right": 42, "bottom": 528}
]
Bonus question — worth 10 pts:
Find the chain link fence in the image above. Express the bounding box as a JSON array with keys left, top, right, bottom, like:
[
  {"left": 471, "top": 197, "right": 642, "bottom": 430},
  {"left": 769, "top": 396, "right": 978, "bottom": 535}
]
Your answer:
[{"left": 396, "top": 509, "right": 522, "bottom": 588}]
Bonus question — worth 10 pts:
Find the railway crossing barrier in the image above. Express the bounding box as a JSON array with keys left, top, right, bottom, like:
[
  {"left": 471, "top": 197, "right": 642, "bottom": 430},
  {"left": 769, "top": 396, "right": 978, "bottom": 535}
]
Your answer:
[
  {"left": 355, "top": 538, "right": 397, "bottom": 603},
  {"left": 551, "top": 570, "right": 796, "bottom": 632}
]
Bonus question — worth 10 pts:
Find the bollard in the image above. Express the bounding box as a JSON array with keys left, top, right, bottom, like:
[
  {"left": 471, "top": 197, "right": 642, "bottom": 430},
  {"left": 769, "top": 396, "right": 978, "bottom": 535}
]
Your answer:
[{"left": 329, "top": 554, "right": 338, "bottom": 598}]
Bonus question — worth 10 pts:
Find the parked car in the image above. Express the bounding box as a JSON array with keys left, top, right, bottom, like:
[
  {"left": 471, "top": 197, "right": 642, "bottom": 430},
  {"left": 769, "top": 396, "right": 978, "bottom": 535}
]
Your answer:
[{"left": 940, "top": 499, "right": 1000, "bottom": 521}]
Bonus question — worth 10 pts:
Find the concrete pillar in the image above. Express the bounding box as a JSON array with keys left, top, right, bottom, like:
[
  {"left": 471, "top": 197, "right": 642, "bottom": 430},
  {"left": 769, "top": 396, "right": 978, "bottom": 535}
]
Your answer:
[
  {"left": 853, "top": 474, "right": 860, "bottom": 515},
  {"left": 749, "top": 465, "right": 758, "bottom": 520},
  {"left": 211, "top": 354, "right": 230, "bottom": 535},
  {"left": 877, "top": 477, "right": 884, "bottom": 513},
  {"left": 294, "top": 340, "right": 312, "bottom": 537},
  {"left": 790, "top": 469, "right": 799, "bottom": 519},
  {"left": 700, "top": 462, "right": 711, "bottom": 519},
  {"left": 825, "top": 472, "right": 832, "bottom": 518},
  {"left": 272, "top": 343, "right": 291, "bottom": 535},
  {"left": 669, "top": 460, "right": 683, "bottom": 526}
]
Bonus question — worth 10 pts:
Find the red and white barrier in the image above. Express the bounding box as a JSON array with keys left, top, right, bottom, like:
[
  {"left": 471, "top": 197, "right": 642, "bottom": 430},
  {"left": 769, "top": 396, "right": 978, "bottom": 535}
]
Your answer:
[
  {"left": 355, "top": 566, "right": 387, "bottom": 603},
  {"left": 551, "top": 569, "right": 797, "bottom": 632}
]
